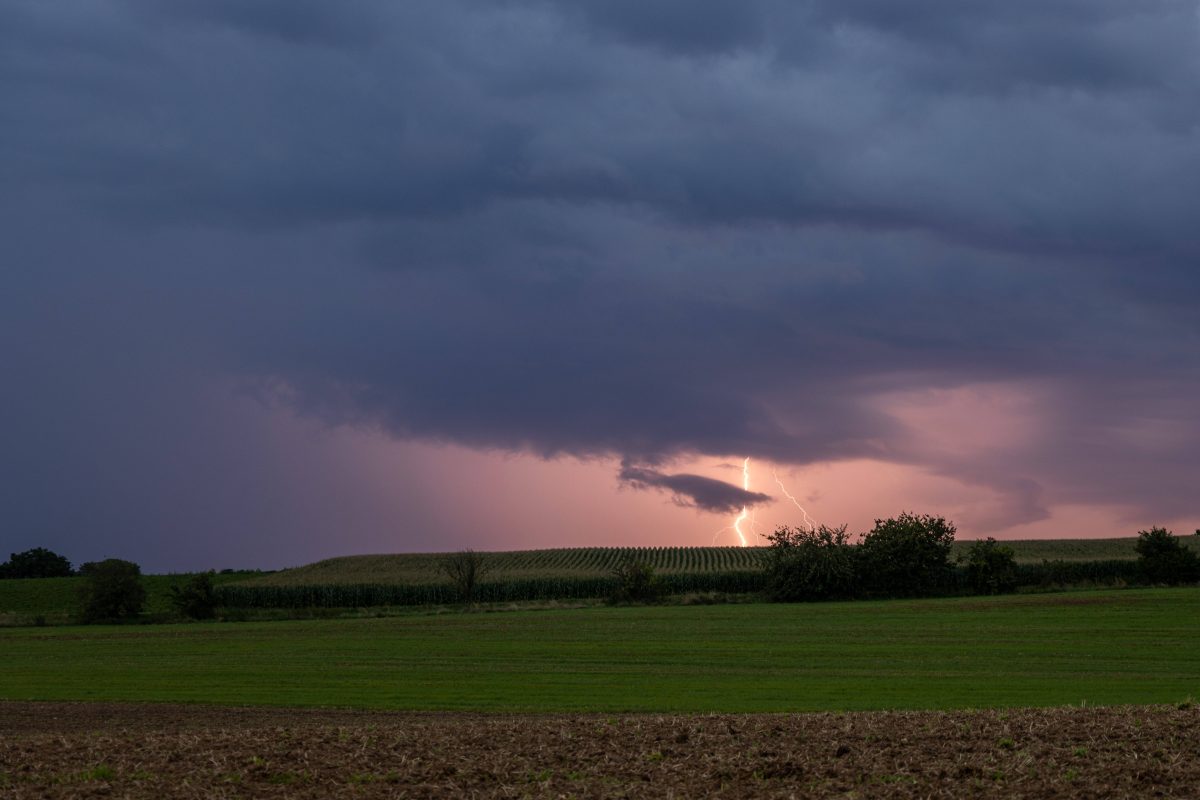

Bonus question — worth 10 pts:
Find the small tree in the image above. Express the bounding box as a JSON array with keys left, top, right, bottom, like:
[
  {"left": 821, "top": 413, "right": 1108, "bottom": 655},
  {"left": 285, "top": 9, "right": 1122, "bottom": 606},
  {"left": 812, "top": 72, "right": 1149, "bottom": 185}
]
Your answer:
[
  {"left": 440, "top": 550, "right": 489, "bottom": 604},
  {"left": 0, "top": 547, "right": 73, "bottom": 579},
  {"left": 1135, "top": 527, "right": 1200, "bottom": 585},
  {"left": 963, "top": 538, "right": 1018, "bottom": 595},
  {"left": 170, "top": 572, "right": 218, "bottom": 620},
  {"left": 78, "top": 559, "right": 146, "bottom": 623},
  {"left": 858, "top": 512, "right": 956, "bottom": 598},
  {"left": 610, "top": 558, "right": 666, "bottom": 604},
  {"left": 764, "top": 524, "right": 858, "bottom": 602}
]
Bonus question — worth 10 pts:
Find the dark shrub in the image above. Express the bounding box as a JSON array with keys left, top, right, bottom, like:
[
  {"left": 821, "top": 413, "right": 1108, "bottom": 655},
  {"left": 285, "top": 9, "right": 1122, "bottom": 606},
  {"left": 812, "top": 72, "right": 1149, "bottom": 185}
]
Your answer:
[
  {"left": 170, "top": 572, "right": 218, "bottom": 620},
  {"left": 1135, "top": 527, "right": 1200, "bottom": 585},
  {"left": 439, "top": 550, "right": 489, "bottom": 604},
  {"left": 964, "top": 538, "right": 1019, "bottom": 595},
  {"left": 858, "top": 512, "right": 956, "bottom": 598},
  {"left": 764, "top": 524, "right": 858, "bottom": 602},
  {"left": 0, "top": 547, "right": 73, "bottom": 579},
  {"left": 78, "top": 559, "right": 146, "bottom": 623},
  {"left": 610, "top": 559, "right": 665, "bottom": 604}
]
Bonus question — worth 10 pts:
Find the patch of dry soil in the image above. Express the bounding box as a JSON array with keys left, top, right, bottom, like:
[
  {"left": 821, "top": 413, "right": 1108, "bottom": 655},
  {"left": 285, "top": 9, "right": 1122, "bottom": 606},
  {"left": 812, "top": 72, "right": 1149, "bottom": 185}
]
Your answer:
[{"left": 1, "top": 702, "right": 1196, "bottom": 798}]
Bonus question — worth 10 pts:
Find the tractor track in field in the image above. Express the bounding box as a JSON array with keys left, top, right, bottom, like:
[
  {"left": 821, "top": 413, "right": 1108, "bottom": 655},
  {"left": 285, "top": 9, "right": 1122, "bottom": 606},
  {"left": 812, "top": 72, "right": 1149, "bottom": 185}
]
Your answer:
[{"left": 1, "top": 701, "right": 1197, "bottom": 798}]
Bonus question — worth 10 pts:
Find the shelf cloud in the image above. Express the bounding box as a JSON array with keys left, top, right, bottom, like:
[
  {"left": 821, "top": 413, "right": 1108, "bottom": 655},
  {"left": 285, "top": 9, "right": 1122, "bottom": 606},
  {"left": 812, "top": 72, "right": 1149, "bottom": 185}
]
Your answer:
[{"left": 2, "top": 0, "right": 1198, "bottom": 566}]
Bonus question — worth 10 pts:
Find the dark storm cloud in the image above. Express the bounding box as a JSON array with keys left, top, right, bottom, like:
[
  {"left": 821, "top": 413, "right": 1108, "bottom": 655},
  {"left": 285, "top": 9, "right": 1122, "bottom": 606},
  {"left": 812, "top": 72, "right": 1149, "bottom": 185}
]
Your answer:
[
  {"left": 3, "top": 0, "right": 1199, "bottom": 565},
  {"left": 136, "top": 0, "right": 384, "bottom": 47},
  {"left": 618, "top": 464, "right": 772, "bottom": 514},
  {"left": 562, "top": 0, "right": 768, "bottom": 55}
]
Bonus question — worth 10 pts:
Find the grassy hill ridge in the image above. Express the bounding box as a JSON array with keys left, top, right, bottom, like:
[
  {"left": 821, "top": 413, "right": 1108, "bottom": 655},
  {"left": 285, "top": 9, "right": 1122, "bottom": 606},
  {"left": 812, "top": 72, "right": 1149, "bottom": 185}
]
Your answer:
[{"left": 231, "top": 536, "right": 1200, "bottom": 588}]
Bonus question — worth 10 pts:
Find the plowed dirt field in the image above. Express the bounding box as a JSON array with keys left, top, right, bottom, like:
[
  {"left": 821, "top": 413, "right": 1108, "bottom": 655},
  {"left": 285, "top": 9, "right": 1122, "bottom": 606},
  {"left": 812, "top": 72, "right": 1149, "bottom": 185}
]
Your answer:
[{"left": 1, "top": 702, "right": 1196, "bottom": 798}]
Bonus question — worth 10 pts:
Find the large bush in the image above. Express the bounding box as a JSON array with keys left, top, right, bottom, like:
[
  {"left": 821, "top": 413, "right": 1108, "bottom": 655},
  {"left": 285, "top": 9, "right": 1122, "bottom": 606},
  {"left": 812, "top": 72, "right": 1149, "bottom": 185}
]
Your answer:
[
  {"left": 1135, "top": 527, "right": 1200, "bottom": 585},
  {"left": 170, "top": 572, "right": 218, "bottom": 620},
  {"left": 764, "top": 524, "right": 858, "bottom": 602},
  {"left": 0, "top": 547, "right": 73, "bottom": 579},
  {"left": 963, "top": 538, "right": 1019, "bottom": 595},
  {"left": 609, "top": 559, "right": 666, "bottom": 603},
  {"left": 858, "top": 512, "right": 956, "bottom": 598},
  {"left": 78, "top": 559, "right": 146, "bottom": 623}
]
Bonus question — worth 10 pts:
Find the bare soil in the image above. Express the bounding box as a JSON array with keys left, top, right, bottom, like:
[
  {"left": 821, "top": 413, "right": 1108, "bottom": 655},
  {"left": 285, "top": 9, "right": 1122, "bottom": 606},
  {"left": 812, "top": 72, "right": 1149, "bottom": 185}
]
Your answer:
[{"left": 1, "top": 702, "right": 1196, "bottom": 798}]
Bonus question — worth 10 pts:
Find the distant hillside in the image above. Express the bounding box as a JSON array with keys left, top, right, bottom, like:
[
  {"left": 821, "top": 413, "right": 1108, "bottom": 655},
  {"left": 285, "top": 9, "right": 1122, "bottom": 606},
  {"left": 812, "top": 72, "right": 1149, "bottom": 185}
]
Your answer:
[
  {"left": 232, "top": 547, "right": 765, "bottom": 587},
  {"left": 232, "top": 536, "right": 1200, "bottom": 588}
]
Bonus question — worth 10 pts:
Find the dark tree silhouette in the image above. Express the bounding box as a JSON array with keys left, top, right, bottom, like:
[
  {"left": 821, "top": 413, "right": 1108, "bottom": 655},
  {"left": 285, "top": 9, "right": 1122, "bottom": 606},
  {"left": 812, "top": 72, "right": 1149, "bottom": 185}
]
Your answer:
[
  {"left": 170, "top": 572, "right": 218, "bottom": 620},
  {"left": 78, "top": 559, "right": 146, "bottom": 623},
  {"left": 764, "top": 524, "right": 858, "bottom": 602},
  {"left": 0, "top": 547, "right": 73, "bottom": 579},
  {"left": 1135, "top": 527, "right": 1199, "bottom": 585},
  {"left": 440, "top": 550, "right": 489, "bottom": 604},
  {"left": 858, "top": 512, "right": 956, "bottom": 598}
]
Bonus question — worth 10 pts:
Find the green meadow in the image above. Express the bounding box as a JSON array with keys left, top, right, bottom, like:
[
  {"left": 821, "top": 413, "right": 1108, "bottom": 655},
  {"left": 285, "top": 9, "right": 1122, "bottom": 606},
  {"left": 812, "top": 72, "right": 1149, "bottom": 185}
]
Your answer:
[
  {"left": 0, "top": 572, "right": 262, "bottom": 626},
  {"left": 2, "top": 588, "right": 1197, "bottom": 713}
]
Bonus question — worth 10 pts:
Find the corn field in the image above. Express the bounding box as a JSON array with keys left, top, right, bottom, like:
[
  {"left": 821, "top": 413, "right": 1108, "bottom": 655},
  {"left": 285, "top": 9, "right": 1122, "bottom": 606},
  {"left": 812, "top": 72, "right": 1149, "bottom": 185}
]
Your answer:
[
  {"left": 214, "top": 544, "right": 1155, "bottom": 610},
  {"left": 237, "top": 547, "right": 770, "bottom": 588},
  {"left": 215, "top": 570, "right": 766, "bottom": 609}
]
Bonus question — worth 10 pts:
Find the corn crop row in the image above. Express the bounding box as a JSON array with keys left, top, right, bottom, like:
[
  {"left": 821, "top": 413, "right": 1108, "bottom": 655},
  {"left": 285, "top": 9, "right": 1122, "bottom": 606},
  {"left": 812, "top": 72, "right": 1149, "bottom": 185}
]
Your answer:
[
  {"left": 214, "top": 570, "right": 768, "bottom": 609},
  {"left": 504, "top": 547, "right": 766, "bottom": 574},
  {"left": 217, "top": 556, "right": 1149, "bottom": 610},
  {"left": 1011, "top": 559, "right": 1141, "bottom": 586},
  {"left": 936, "top": 560, "right": 1139, "bottom": 592}
]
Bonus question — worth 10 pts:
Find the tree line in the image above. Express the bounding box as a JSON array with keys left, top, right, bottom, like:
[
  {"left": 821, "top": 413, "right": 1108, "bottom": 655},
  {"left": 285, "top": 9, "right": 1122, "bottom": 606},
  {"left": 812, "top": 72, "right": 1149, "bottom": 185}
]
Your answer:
[
  {"left": 0, "top": 549, "right": 218, "bottom": 623},
  {"left": 762, "top": 514, "right": 1200, "bottom": 602},
  {"left": 3, "top": 519, "right": 1197, "bottom": 622}
]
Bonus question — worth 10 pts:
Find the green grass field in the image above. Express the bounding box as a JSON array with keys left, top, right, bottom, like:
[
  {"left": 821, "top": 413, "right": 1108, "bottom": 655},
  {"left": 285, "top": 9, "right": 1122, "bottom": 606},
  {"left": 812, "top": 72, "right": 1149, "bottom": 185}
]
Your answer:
[
  {"left": 2, "top": 588, "right": 1197, "bottom": 712},
  {"left": 232, "top": 537, "right": 1200, "bottom": 588},
  {"left": 0, "top": 572, "right": 261, "bottom": 625}
]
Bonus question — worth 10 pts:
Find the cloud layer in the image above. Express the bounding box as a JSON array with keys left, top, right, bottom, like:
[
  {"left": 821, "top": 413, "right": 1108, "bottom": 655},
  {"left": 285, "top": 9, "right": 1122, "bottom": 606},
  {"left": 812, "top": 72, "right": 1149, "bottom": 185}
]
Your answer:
[
  {"left": 2, "top": 0, "right": 1199, "bottom": 565},
  {"left": 618, "top": 464, "right": 772, "bottom": 514}
]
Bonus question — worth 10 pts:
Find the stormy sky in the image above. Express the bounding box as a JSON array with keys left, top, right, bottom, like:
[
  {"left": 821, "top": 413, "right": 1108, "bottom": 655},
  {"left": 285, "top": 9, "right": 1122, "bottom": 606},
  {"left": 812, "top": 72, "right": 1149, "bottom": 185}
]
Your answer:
[{"left": 3, "top": 1, "right": 1199, "bottom": 570}]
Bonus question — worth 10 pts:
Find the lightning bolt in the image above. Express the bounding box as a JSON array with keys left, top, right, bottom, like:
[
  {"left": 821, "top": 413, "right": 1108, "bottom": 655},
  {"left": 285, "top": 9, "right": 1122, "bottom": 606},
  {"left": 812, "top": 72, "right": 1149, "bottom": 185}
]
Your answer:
[
  {"left": 773, "top": 469, "right": 818, "bottom": 531},
  {"left": 731, "top": 457, "right": 752, "bottom": 547},
  {"left": 712, "top": 459, "right": 816, "bottom": 546},
  {"left": 713, "top": 457, "right": 755, "bottom": 547}
]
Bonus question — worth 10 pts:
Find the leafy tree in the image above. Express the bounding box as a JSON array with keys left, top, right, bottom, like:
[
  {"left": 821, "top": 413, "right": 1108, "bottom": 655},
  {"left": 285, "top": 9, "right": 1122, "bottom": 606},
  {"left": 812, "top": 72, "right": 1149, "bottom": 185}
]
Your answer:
[
  {"left": 609, "top": 558, "right": 666, "bottom": 603},
  {"left": 764, "top": 524, "right": 858, "bottom": 602},
  {"left": 963, "top": 537, "right": 1018, "bottom": 595},
  {"left": 440, "top": 550, "right": 489, "bottom": 604},
  {"left": 858, "top": 512, "right": 956, "bottom": 598},
  {"left": 1135, "top": 527, "right": 1200, "bottom": 585},
  {"left": 78, "top": 559, "right": 146, "bottom": 623},
  {"left": 170, "top": 572, "right": 218, "bottom": 620},
  {"left": 0, "top": 547, "right": 73, "bottom": 579}
]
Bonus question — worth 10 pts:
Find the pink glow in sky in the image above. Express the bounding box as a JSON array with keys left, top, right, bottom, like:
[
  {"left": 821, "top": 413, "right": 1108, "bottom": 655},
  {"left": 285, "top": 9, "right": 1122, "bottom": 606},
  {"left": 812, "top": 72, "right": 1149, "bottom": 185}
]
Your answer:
[
  {"left": 320, "top": 434, "right": 1196, "bottom": 562},
  {"left": 261, "top": 378, "right": 1196, "bottom": 567}
]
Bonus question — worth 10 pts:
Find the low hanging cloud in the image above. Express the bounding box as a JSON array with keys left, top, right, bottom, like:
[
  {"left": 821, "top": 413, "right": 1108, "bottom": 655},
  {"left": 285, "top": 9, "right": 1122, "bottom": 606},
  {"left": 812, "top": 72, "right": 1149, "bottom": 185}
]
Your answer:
[{"left": 618, "top": 464, "right": 773, "bottom": 514}]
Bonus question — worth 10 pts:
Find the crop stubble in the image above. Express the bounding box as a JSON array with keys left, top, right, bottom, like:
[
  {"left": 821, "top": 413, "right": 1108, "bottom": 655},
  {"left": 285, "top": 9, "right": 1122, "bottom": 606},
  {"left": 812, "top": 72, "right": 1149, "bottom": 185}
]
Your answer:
[{"left": 1, "top": 702, "right": 1197, "bottom": 798}]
